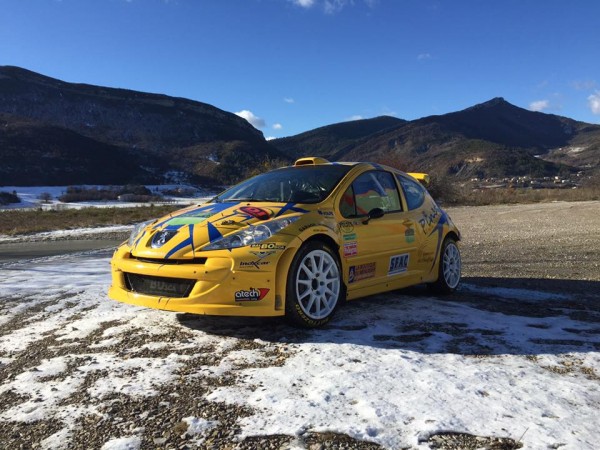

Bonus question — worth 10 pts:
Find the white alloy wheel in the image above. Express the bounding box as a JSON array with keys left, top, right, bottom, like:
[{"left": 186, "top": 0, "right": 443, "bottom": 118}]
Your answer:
[
  {"left": 429, "top": 237, "right": 461, "bottom": 294},
  {"left": 286, "top": 241, "right": 344, "bottom": 327},
  {"left": 442, "top": 241, "right": 461, "bottom": 289},
  {"left": 295, "top": 249, "right": 341, "bottom": 320}
]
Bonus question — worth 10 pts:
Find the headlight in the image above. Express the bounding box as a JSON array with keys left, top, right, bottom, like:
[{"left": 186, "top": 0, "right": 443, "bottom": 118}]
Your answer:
[
  {"left": 202, "top": 216, "right": 299, "bottom": 250},
  {"left": 128, "top": 220, "right": 156, "bottom": 248}
]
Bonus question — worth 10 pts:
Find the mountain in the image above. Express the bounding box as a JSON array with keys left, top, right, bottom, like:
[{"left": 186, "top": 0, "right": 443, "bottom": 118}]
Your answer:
[
  {"left": 0, "top": 114, "right": 166, "bottom": 185},
  {"left": 272, "top": 97, "right": 600, "bottom": 179},
  {"left": 272, "top": 116, "right": 406, "bottom": 159},
  {"left": 2, "top": 65, "right": 599, "bottom": 187},
  {"left": 0, "top": 66, "right": 285, "bottom": 185}
]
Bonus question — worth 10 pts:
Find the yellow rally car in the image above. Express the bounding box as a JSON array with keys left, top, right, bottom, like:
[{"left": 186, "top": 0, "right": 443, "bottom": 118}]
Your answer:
[{"left": 109, "top": 157, "right": 461, "bottom": 327}]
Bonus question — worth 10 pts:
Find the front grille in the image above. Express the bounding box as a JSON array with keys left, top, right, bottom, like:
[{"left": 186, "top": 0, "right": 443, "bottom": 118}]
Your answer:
[{"left": 124, "top": 273, "right": 195, "bottom": 298}]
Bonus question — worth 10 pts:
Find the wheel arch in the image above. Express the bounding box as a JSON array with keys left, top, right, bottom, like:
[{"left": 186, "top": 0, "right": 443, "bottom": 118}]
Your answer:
[
  {"left": 445, "top": 230, "right": 460, "bottom": 242},
  {"left": 303, "top": 233, "right": 340, "bottom": 255},
  {"left": 274, "top": 233, "right": 345, "bottom": 313}
]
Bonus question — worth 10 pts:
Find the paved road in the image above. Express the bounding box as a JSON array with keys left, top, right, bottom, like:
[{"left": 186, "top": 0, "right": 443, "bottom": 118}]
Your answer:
[{"left": 0, "top": 239, "right": 123, "bottom": 263}]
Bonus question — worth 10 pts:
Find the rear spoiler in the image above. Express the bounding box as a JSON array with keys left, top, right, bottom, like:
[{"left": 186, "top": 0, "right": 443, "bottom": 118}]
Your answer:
[{"left": 407, "top": 172, "right": 430, "bottom": 187}]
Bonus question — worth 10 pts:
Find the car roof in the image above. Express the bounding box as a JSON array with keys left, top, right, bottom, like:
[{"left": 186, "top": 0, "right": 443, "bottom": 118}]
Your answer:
[{"left": 287, "top": 157, "right": 430, "bottom": 186}]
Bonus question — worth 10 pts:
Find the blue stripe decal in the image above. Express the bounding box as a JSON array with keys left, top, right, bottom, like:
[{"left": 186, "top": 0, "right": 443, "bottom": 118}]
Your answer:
[
  {"left": 429, "top": 212, "right": 449, "bottom": 271},
  {"left": 154, "top": 202, "right": 240, "bottom": 229},
  {"left": 164, "top": 223, "right": 196, "bottom": 259},
  {"left": 164, "top": 236, "right": 193, "bottom": 259},
  {"left": 274, "top": 202, "right": 309, "bottom": 217},
  {"left": 133, "top": 230, "right": 146, "bottom": 250},
  {"left": 188, "top": 224, "right": 195, "bottom": 253},
  {"left": 179, "top": 202, "right": 238, "bottom": 217},
  {"left": 207, "top": 222, "right": 223, "bottom": 243}
]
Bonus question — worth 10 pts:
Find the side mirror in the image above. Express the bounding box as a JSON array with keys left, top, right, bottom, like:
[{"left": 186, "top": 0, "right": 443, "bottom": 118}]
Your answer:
[{"left": 362, "top": 207, "right": 385, "bottom": 225}]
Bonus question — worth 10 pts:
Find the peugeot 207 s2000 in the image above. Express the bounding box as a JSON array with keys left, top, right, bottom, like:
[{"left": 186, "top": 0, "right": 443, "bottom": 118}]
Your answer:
[{"left": 109, "top": 157, "right": 461, "bottom": 327}]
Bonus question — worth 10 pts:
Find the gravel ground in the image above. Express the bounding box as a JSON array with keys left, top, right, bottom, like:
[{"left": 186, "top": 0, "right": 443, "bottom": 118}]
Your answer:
[
  {"left": 1, "top": 200, "right": 599, "bottom": 449},
  {"left": 447, "top": 200, "right": 600, "bottom": 285}
]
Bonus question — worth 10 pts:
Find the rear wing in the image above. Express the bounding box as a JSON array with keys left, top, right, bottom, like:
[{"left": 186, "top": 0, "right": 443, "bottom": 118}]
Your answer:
[{"left": 407, "top": 172, "right": 430, "bottom": 187}]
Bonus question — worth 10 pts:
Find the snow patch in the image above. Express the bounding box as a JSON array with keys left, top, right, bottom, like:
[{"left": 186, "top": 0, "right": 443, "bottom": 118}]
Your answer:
[{"left": 100, "top": 436, "right": 142, "bottom": 450}]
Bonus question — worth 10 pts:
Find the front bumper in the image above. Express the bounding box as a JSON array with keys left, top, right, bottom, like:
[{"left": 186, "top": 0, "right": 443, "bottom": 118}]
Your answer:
[{"left": 108, "top": 245, "right": 284, "bottom": 317}]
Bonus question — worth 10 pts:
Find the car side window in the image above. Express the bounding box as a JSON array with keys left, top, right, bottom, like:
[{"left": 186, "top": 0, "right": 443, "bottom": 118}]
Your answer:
[
  {"left": 340, "top": 171, "right": 402, "bottom": 217},
  {"left": 339, "top": 185, "right": 356, "bottom": 217},
  {"left": 397, "top": 175, "right": 426, "bottom": 210}
]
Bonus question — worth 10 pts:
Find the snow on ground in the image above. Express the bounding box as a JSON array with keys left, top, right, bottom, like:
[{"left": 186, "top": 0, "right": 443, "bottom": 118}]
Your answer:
[
  {"left": 0, "top": 225, "right": 133, "bottom": 243},
  {"left": 0, "top": 252, "right": 599, "bottom": 449}
]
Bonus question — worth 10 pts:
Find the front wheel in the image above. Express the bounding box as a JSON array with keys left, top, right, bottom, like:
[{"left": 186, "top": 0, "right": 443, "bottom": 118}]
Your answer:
[
  {"left": 429, "top": 237, "right": 461, "bottom": 294},
  {"left": 285, "top": 241, "right": 344, "bottom": 328}
]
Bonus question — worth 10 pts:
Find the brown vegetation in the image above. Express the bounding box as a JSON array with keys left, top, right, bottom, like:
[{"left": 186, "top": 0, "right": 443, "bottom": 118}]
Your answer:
[
  {"left": 0, "top": 205, "right": 183, "bottom": 236},
  {"left": 431, "top": 181, "right": 600, "bottom": 206}
]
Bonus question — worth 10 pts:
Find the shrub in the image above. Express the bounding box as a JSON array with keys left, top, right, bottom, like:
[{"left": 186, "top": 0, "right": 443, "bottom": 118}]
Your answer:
[
  {"left": 38, "top": 192, "right": 53, "bottom": 203},
  {"left": 0, "top": 191, "right": 20, "bottom": 205},
  {"left": 58, "top": 185, "right": 158, "bottom": 203}
]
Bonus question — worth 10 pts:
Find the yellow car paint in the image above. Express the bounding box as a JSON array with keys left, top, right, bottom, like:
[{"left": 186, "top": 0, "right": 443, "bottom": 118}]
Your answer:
[{"left": 109, "top": 158, "right": 461, "bottom": 324}]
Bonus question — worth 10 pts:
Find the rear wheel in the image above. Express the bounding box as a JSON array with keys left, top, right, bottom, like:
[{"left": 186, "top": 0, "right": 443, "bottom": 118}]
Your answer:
[
  {"left": 429, "top": 237, "right": 461, "bottom": 294},
  {"left": 285, "top": 241, "right": 343, "bottom": 328}
]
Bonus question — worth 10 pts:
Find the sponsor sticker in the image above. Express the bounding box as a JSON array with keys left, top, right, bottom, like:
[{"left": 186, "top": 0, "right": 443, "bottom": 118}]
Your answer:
[
  {"left": 318, "top": 210, "right": 335, "bottom": 217},
  {"left": 404, "top": 224, "right": 415, "bottom": 243},
  {"left": 239, "top": 206, "right": 271, "bottom": 220},
  {"left": 343, "top": 233, "right": 357, "bottom": 241},
  {"left": 349, "top": 262, "right": 376, "bottom": 283},
  {"left": 299, "top": 223, "right": 317, "bottom": 232},
  {"left": 234, "top": 288, "right": 270, "bottom": 302},
  {"left": 343, "top": 241, "right": 358, "bottom": 257},
  {"left": 250, "top": 242, "right": 286, "bottom": 250},
  {"left": 418, "top": 205, "right": 442, "bottom": 233},
  {"left": 418, "top": 251, "right": 435, "bottom": 263},
  {"left": 338, "top": 221, "right": 354, "bottom": 234},
  {"left": 388, "top": 253, "right": 409, "bottom": 275},
  {"left": 239, "top": 251, "right": 275, "bottom": 269}
]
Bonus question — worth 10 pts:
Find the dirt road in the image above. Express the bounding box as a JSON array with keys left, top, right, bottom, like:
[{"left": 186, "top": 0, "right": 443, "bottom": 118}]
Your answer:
[{"left": 0, "top": 239, "right": 123, "bottom": 262}]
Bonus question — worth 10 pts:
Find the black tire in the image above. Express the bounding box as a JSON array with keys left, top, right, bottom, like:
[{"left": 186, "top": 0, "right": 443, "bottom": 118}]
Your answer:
[
  {"left": 285, "top": 241, "right": 344, "bottom": 328},
  {"left": 429, "top": 236, "right": 461, "bottom": 294}
]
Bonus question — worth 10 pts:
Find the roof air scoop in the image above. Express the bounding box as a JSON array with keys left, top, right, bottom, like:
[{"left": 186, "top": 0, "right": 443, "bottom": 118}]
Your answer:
[{"left": 294, "top": 157, "right": 330, "bottom": 166}]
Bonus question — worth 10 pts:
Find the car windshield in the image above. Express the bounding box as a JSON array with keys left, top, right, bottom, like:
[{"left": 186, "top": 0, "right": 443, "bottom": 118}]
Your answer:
[{"left": 212, "top": 164, "right": 352, "bottom": 204}]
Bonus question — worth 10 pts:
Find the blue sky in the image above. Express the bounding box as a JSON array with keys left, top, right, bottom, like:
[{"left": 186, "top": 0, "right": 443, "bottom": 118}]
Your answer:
[{"left": 1, "top": 0, "right": 599, "bottom": 138}]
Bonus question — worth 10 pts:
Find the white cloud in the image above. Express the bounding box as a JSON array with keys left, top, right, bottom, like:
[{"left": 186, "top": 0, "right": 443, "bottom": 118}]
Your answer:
[
  {"left": 293, "top": 0, "right": 315, "bottom": 8},
  {"left": 284, "top": 97, "right": 295, "bottom": 104},
  {"left": 292, "top": 0, "right": 376, "bottom": 14},
  {"left": 572, "top": 80, "right": 597, "bottom": 91},
  {"left": 347, "top": 115, "right": 364, "bottom": 121},
  {"left": 235, "top": 110, "right": 266, "bottom": 128},
  {"left": 324, "top": 0, "right": 346, "bottom": 14},
  {"left": 417, "top": 53, "right": 431, "bottom": 61},
  {"left": 529, "top": 100, "right": 550, "bottom": 112},
  {"left": 265, "top": 136, "right": 277, "bottom": 141},
  {"left": 272, "top": 123, "right": 283, "bottom": 130},
  {"left": 588, "top": 91, "right": 600, "bottom": 115}
]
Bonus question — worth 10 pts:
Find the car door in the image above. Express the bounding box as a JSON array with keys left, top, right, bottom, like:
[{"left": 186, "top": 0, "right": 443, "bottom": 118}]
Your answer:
[
  {"left": 336, "top": 170, "right": 420, "bottom": 291},
  {"left": 395, "top": 174, "right": 440, "bottom": 276}
]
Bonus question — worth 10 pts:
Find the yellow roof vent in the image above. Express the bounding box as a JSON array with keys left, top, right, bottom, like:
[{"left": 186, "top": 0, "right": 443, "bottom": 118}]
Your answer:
[
  {"left": 407, "top": 172, "right": 430, "bottom": 186},
  {"left": 294, "top": 157, "right": 330, "bottom": 166}
]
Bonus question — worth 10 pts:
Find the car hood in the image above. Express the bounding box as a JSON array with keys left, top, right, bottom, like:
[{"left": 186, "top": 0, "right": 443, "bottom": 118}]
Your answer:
[{"left": 129, "top": 201, "right": 309, "bottom": 259}]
